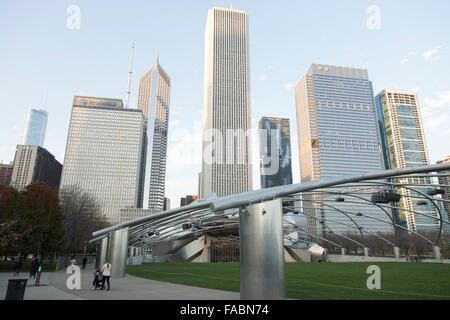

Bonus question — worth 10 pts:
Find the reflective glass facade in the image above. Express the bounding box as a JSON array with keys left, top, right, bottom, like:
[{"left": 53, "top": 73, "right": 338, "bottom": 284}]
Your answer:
[
  {"left": 295, "top": 64, "right": 391, "bottom": 235},
  {"left": 21, "top": 108, "right": 48, "bottom": 147},
  {"left": 259, "top": 117, "right": 292, "bottom": 188},
  {"left": 60, "top": 97, "right": 145, "bottom": 224},
  {"left": 137, "top": 58, "right": 171, "bottom": 210},
  {"left": 375, "top": 90, "right": 438, "bottom": 232}
]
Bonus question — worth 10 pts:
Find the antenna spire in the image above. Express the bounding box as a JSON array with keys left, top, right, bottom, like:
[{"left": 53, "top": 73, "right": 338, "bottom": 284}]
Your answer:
[{"left": 125, "top": 42, "right": 135, "bottom": 108}]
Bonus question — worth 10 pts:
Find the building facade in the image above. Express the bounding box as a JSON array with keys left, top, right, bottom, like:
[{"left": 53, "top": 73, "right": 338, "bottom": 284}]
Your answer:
[
  {"left": 295, "top": 64, "right": 391, "bottom": 235},
  {"left": 21, "top": 108, "right": 48, "bottom": 147},
  {"left": 180, "top": 195, "right": 198, "bottom": 207},
  {"left": 10, "top": 145, "right": 62, "bottom": 193},
  {"left": 59, "top": 96, "right": 145, "bottom": 225},
  {"left": 137, "top": 57, "right": 171, "bottom": 210},
  {"left": 259, "top": 117, "right": 293, "bottom": 189},
  {"left": 0, "top": 163, "right": 13, "bottom": 186},
  {"left": 375, "top": 89, "right": 438, "bottom": 232},
  {"left": 201, "top": 6, "right": 253, "bottom": 198}
]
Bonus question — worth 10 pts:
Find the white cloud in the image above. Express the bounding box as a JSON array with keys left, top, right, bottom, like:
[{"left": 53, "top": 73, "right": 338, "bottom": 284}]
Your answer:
[
  {"left": 421, "top": 90, "right": 450, "bottom": 130},
  {"left": 423, "top": 44, "right": 445, "bottom": 60},
  {"left": 400, "top": 58, "right": 409, "bottom": 65},
  {"left": 259, "top": 75, "right": 268, "bottom": 81},
  {"left": 423, "top": 90, "right": 450, "bottom": 110}
]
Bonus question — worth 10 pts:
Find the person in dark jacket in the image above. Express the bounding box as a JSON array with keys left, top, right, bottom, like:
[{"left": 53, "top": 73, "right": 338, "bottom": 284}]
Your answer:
[
  {"left": 31, "top": 258, "right": 40, "bottom": 279},
  {"left": 82, "top": 256, "right": 88, "bottom": 270},
  {"left": 13, "top": 257, "right": 23, "bottom": 277}
]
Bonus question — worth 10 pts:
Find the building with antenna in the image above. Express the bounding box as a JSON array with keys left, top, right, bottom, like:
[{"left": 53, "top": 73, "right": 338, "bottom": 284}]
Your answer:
[
  {"left": 137, "top": 56, "right": 171, "bottom": 210},
  {"left": 125, "top": 43, "right": 134, "bottom": 108}
]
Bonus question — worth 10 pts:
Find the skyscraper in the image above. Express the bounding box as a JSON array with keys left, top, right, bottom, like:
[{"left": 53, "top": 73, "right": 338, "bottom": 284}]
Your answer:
[
  {"left": 10, "top": 145, "right": 62, "bottom": 193},
  {"left": 59, "top": 96, "right": 145, "bottom": 224},
  {"left": 137, "top": 57, "right": 171, "bottom": 210},
  {"left": 259, "top": 117, "right": 292, "bottom": 188},
  {"left": 201, "top": 6, "right": 252, "bottom": 198},
  {"left": 21, "top": 108, "right": 48, "bottom": 146},
  {"left": 295, "top": 64, "right": 390, "bottom": 235},
  {"left": 375, "top": 89, "right": 438, "bottom": 232}
]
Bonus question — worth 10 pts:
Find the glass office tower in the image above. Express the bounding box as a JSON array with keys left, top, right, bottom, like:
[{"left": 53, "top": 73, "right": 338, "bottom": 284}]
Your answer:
[
  {"left": 375, "top": 89, "right": 439, "bottom": 232},
  {"left": 21, "top": 108, "right": 48, "bottom": 147},
  {"left": 259, "top": 117, "right": 293, "bottom": 188},
  {"left": 60, "top": 96, "right": 145, "bottom": 225},
  {"left": 137, "top": 57, "right": 171, "bottom": 210},
  {"left": 295, "top": 64, "right": 391, "bottom": 235},
  {"left": 201, "top": 6, "right": 253, "bottom": 198}
]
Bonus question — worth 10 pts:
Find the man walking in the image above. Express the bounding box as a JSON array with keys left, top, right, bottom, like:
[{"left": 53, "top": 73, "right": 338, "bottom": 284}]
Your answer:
[
  {"left": 100, "top": 261, "right": 111, "bottom": 291},
  {"left": 82, "top": 256, "right": 88, "bottom": 270}
]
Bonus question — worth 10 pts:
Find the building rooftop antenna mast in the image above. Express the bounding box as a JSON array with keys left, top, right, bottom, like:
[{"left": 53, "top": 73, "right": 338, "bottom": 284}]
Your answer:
[{"left": 125, "top": 42, "right": 135, "bottom": 108}]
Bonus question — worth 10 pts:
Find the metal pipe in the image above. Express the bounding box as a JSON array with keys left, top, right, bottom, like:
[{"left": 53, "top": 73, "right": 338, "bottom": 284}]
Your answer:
[{"left": 240, "top": 199, "right": 285, "bottom": 300}]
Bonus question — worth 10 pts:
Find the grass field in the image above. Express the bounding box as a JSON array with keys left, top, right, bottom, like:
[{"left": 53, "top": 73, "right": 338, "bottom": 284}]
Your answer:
[{"left": 126, "top": 262, "right": 450, "bottom": 300}]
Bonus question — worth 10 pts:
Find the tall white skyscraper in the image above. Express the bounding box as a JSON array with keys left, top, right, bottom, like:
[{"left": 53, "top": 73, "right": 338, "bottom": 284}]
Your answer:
[
  {"left": 201, "top": 6, "right": 253, "bottom": 198},
  {"left": 21, "top": 108, "right": 48, "bottom": 146},
  {"left": 137, "top": 56, "right": 171, "bottom": 209}
]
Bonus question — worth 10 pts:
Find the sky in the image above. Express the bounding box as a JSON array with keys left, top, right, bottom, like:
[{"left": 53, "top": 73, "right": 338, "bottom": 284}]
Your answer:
[{"left": 1, "top": 0, "right": 449, "bottom": 207}]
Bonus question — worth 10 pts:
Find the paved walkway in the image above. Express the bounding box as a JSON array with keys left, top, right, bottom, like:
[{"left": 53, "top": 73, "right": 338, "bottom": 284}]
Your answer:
[{"left": 1, "top": 264, "right": 240, "bottom": 300}]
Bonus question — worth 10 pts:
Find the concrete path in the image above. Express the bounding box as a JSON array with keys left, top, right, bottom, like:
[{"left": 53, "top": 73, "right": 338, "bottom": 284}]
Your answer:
[{"left": 1, "top": 264, "right": 240, "bottom": 300}]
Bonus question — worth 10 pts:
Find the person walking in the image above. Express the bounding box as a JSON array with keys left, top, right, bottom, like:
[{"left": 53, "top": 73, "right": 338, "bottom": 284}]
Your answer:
[
  {"left": 29, "top": 257, "right": 35, "bottom": 278},
  {"left": 100, "top": 261, "right": 112, "bottom": 291},
  {"left": 13, "top": 257, "right": 23, "bottom": 277},
  {"left": 35, "top": 259, "right": 42, "bottom": 286},
  {"left": 82, "top": 256, "right": 88, "bottom": 270},
  {"left": 70, "top": 256, "right": 76, "bottom": 266},
  {"left": 31, "top": 258, "right": 40, "bottom": 279}
]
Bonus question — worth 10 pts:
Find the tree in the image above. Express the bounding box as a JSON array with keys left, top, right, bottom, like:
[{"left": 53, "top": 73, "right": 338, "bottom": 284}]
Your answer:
[
  {"left": 59, "top": 185, "right": 110, "bottom": 254},
  {"left": 0, "top": 183, "right": 65, "bottom": 256}
]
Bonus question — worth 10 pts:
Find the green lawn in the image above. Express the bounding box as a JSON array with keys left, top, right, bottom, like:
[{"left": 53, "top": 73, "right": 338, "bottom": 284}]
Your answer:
[
  {"left": 0, "top": 260, "right": 56, "bottom": 273},
  {"left": 126, "top": 262, "right": 450, "bottom": 300}
]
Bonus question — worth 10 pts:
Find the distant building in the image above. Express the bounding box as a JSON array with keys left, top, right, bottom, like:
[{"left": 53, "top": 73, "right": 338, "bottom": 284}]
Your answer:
[
  {"left": 164, "top": 197, "right": 170, "bottom": 211},
  {"left": 120, "top": 208, "right": 161, "bottom": 224},
  {"left": 59, "top": 96, "right": 145, "bottom": 225},
  {"left": 10, "top": 145, "right": 62, "bottom": 193},
  {"left": 201, "top": 6, "right": 253, "bottom": 198},
  {"left": 21, "top": 108, "right": 48, "bottom": 147},
  {"left": 180, "top": 195, "right": 198, "bottom": 207},
  {"left": 259, "top": 117, "right": 292, "bottom": 189},
  {"left": 137, "top": 57, "right": 171, "bottom": 210},
  {"left": 0, "top": 163, "right": 13, "bottom": 186},
  {"left": 295, "top": 64, "right": 390, "bottom": 235},
  {"left": 375, "top": 89, "right": 438, "bottom": 232}
]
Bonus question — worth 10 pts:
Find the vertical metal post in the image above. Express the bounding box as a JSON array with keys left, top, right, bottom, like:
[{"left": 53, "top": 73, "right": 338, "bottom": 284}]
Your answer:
[
  {"left": 432, "top": 246, "right": 441, "bottom": 260},
  {"left": 95, "top": 237, "right": 109, "bottom": 270},
  {"left": 341, "top": 248, "right": 346, "bottom": 255},
  {"left": 393, "top": 246, "right": 400, "bottom": 259},
  {"left": 363, "top": 247, "right": 369, "bottom": 257},
  {"left": 107, "top": 228, "right": 129, "bottom": 278},
  {"left": 240, "top": 198, "right": 285, "bottom": 300}
]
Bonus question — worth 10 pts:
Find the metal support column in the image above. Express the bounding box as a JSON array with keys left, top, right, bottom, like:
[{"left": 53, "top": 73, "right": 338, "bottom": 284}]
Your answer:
[
  {"left": 95, "top": 237, "right": 109, "bottom": 270},
  {"left": 363, "top": 247, "right": 369, "bottom": 257},
  {"left": 393, "top": 246, "right": 400, "bottom": 259},
  {"left": 240, "top": 198, "right": 285, "bottom": 300},
  {"left": 341, "top": 248, "right": 346, "bottom": 255},
  {"left": 107, "top": 228, "right": 129, "bottom": 278},
  {"left": 432, "top": 246, "right": 441, "bottom": 260}
]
